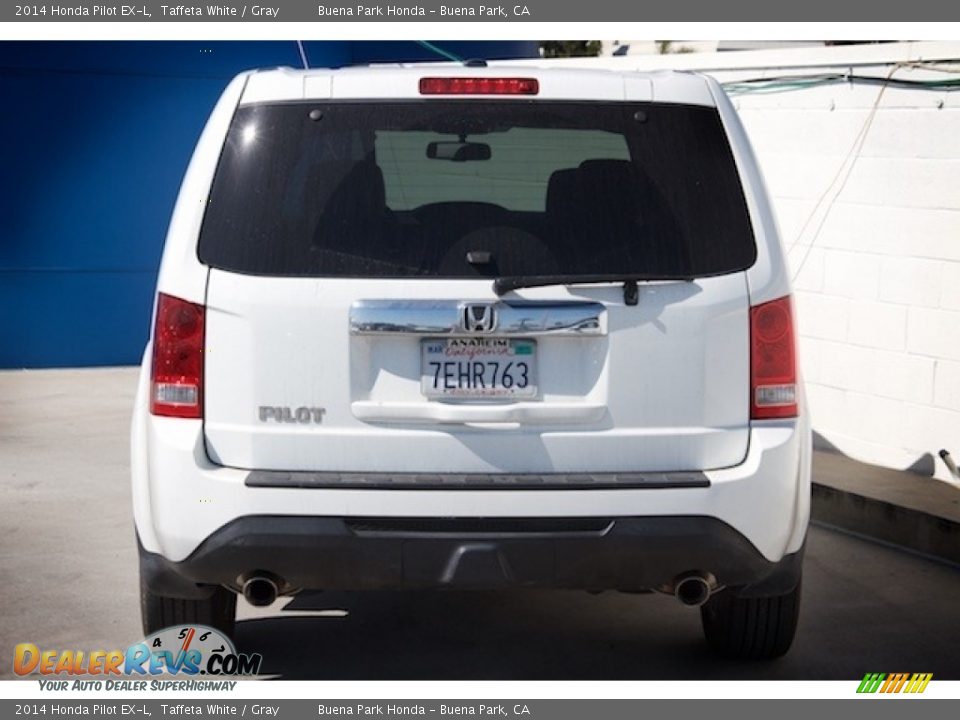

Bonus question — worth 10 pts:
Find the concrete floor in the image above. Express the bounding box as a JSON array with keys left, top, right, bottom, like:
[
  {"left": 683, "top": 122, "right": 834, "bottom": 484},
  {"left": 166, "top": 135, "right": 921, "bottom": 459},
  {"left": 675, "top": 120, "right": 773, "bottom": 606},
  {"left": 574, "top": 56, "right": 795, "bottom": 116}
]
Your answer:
[{"left": 1, "top": 368, "right": 959, "bottom": 680}]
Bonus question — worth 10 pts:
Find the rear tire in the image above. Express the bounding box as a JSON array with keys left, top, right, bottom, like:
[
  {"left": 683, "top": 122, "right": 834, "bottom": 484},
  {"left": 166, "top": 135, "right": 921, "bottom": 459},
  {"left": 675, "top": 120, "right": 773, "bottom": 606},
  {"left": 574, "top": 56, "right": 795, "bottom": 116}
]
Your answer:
[
  {"left": 140, "top": 575, "right": 237, "bottom": 639},
  {"left": 700, "top": 579, "right": 801, "bottom": 660}
]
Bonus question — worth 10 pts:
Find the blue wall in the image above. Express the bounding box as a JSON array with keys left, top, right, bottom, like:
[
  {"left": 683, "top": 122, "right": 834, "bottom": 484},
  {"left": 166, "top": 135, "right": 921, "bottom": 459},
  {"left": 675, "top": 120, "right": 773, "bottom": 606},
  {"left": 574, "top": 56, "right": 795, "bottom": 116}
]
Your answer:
[{"left": 0, "top": 41, "right": 538, "bottom": 368}]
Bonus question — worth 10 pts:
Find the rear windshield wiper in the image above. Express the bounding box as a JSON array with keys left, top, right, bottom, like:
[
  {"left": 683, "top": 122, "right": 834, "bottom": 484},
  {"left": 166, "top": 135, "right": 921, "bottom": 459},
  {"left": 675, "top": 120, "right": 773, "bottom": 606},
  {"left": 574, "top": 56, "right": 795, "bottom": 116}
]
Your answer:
[{"left": 493, "top": 274, "right": 696, "bottom": 306}]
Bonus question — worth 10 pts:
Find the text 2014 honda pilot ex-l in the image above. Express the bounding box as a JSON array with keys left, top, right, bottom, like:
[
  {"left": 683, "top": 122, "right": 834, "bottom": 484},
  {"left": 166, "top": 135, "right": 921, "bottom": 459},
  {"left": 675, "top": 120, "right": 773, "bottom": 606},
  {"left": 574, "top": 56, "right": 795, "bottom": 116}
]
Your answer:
[{"left": 132, "top": 66, "right": 810, "bottom": 660}]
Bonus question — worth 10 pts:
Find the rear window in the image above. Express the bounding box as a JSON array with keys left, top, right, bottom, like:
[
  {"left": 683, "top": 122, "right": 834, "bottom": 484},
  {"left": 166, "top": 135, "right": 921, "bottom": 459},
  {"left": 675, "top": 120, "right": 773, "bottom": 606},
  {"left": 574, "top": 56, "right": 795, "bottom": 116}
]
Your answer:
[{"left": 198, "top": 101, "right": 756, "bottom": 279}]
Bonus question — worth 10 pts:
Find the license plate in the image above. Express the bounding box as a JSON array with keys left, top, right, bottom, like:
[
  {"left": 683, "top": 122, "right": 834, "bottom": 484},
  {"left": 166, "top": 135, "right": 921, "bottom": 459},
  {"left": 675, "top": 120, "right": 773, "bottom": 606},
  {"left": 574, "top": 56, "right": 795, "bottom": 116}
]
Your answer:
[{"left": 421, "top": 338, "right": 537, "bottom": 399}]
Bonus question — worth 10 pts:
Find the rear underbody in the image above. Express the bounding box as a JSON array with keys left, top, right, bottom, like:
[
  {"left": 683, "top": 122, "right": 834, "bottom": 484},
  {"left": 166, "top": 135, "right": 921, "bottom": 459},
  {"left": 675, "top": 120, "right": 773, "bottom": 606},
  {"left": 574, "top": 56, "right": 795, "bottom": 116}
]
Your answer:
[{"left": 141, "top": 515, "right": 804, "bottom": 602}]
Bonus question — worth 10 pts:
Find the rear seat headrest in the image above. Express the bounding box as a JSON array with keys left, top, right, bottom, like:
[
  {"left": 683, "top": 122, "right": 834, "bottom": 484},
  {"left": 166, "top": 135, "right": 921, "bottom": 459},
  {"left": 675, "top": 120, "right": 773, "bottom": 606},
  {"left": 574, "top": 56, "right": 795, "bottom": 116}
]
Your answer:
[
  {"left": 577, "top": 159, "right": 641, "bottom": 187},
  {"left": 545, "top": 168, "right": 584, "bottom": 217}
]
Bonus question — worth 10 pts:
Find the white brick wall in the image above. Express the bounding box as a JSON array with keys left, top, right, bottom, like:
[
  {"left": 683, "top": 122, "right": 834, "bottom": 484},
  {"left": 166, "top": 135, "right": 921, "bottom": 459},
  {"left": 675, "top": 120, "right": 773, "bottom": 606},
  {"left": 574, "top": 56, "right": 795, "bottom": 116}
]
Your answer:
[
  {"left": 941, "top": 267, "right": 960, "bottom": 310},
  {"left": 513, "top": 43, "right": 960, "bottom": 482},
  {"left": 815, "top": 204, "right": 960, "bottom": 262},
  {"left": 730, "top": 54, "right": 960, "bottom": 482},
  {"left": 795, "top": 293, "right": 849, "bottom": 341},
  {"left": 907, "top": 307, "right": 960, "bottom": 362},
  {"left": 847, "top": 300, "right": 907, "bottom": 351},
  {"left": 821, "top": 251, "right": 881, "bottom": 300},
  {"left": 879, "top": 257, "right": 942, "bottom": 308},
  {"left": 935, "top": 360, "right": 960, "bottom": 410}
]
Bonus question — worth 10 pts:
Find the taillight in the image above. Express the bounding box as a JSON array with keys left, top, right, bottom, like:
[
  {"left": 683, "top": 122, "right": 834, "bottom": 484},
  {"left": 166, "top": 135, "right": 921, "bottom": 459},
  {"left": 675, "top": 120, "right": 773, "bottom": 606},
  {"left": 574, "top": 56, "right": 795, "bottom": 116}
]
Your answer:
[
  {"left": 418, "top": 77, "right": 539, "bottom": 95},
  {"left": 150, "top": 293, "right": 204, "bottom": 419},
  {"left": 750, "top": 295, "right": 798, "bottom": 420}
]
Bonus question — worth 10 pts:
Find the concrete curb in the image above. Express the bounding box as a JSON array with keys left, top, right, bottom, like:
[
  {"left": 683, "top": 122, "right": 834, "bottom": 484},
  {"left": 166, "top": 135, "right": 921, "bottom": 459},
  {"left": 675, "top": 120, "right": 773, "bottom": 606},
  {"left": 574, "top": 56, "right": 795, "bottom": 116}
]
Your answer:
[{"left": 811, "top": 450, "right": 960, "bottom": 565}]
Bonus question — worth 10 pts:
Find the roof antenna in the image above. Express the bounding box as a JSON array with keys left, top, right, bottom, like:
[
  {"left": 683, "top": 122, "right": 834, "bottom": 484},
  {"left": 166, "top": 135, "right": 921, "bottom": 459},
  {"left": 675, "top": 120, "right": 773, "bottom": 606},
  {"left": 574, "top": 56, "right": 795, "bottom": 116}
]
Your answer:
[
  {"left": 296, "top": 41, "right": 310, "bottom": 69},
  {"left": 416, "top": 40, "right": 463, "bottom": 63}
]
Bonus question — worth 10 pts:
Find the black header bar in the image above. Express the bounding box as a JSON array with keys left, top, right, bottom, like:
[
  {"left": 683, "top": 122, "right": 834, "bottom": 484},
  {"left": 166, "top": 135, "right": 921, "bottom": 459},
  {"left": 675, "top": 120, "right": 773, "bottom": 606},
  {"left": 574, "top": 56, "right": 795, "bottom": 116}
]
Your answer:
[{"left": 5, "top": 0, "right": 960, "bottom": 22}]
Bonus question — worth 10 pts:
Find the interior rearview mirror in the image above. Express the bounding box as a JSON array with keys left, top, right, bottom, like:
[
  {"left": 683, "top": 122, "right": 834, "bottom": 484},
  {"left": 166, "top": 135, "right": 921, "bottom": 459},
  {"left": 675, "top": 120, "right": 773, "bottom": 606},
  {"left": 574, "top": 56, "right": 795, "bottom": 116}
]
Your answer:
[{"left": 426, "top": 141, "right": 492, "bottom": 162}]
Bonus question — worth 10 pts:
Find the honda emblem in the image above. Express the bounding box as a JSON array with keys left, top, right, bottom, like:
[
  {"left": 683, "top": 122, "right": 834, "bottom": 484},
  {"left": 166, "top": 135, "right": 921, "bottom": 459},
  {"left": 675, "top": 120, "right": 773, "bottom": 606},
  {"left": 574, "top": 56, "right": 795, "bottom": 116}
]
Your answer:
[{"left": 462, "top": 304, "right": 496, "bottom": 333}]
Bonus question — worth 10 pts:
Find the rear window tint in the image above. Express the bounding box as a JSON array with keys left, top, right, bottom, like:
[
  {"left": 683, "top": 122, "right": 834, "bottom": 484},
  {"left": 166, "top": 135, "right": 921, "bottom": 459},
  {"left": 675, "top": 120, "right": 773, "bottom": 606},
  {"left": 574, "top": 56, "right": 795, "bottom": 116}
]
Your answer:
[{"left": 198, "top": 101, "right": 756, "bottom": 279}]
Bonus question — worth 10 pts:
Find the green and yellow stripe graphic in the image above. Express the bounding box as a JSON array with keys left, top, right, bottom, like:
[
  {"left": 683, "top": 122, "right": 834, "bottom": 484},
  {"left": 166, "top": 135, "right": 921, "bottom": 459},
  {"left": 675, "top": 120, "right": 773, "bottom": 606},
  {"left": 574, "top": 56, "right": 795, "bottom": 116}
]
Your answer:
[{"left": 857, "top": 673, "right": 933, "bottom": 694}]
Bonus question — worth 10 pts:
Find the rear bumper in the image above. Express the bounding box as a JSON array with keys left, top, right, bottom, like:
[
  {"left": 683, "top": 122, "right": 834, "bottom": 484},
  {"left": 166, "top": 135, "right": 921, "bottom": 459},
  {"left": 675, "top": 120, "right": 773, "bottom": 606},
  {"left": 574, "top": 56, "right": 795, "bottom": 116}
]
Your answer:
[
  {"left": 133, "top": 420, "right": 810, "bottom": 565},
  {"left": 140, "top": 515, "right": 805, "bottom": 599},
  {"left": 131, "top": 360, "right": 812, "bottom": 571}
]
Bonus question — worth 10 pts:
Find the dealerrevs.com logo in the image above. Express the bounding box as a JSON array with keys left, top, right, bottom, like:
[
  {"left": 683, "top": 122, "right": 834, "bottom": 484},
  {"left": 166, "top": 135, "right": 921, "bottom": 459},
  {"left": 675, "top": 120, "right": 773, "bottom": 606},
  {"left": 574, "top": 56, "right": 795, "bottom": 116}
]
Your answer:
[
  {"left": 14, "top": 625, "right": 262, "bottom": 679},
  {"left": 857, "top": 673, "right": 933, "bottom": 694}
]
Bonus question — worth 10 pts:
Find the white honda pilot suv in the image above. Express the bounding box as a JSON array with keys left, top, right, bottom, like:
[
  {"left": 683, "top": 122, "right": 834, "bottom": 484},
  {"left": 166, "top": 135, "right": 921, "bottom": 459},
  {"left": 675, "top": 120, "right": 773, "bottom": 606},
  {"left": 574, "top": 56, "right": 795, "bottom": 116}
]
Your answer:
[{"left": 132, "top": 65, "right": 810, "bottom": 660}]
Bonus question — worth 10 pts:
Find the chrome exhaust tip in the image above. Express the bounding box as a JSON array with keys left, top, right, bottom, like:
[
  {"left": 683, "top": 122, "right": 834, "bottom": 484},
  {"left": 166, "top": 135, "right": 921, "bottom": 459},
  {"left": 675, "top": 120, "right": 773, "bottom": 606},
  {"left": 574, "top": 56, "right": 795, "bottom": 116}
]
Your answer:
[
  {"left": 674, "top": 573, "right": 712, "bottom": 607},
  {"left": 242, "top": 575, "right": 279, "bottom": 607}
]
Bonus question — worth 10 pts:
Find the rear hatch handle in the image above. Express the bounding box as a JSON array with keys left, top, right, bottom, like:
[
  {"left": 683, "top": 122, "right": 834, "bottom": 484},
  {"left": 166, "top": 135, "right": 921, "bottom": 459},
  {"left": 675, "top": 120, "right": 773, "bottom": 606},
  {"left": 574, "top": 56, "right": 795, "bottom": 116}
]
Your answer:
[{"left": 351, "top": 400, "right": 607, "bottom": 425}]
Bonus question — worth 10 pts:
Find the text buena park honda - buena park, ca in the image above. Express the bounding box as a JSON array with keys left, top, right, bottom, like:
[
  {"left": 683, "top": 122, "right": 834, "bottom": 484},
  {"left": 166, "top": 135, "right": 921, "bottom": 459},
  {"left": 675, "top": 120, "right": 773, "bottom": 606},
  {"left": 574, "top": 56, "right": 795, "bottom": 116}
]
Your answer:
[
  {"left": 318, "top": 4, "right": 531, "bottom": 16},
  {"left": 319, "top": 706, "right": 531, "bottom": 716}
]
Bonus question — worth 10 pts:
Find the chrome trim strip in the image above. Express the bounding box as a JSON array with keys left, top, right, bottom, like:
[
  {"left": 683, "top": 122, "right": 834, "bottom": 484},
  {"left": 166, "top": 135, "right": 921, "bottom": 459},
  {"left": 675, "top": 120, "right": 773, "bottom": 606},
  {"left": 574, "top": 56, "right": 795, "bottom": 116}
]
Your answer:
[{"left": 350, "top": 300, "right": 606, "bottom": 336}]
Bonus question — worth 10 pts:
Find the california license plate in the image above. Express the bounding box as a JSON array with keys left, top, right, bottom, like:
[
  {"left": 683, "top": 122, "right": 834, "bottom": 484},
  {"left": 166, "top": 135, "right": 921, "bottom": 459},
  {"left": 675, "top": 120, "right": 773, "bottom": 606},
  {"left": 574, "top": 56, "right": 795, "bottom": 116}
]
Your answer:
[{"left": 421, "top": 338, "right": 537, "bottom": 399}]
